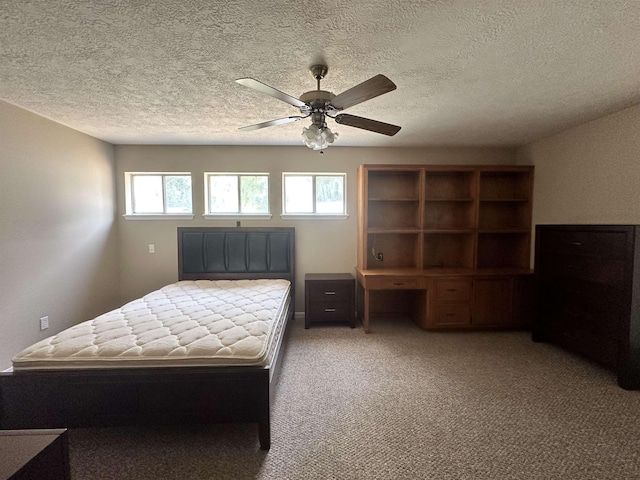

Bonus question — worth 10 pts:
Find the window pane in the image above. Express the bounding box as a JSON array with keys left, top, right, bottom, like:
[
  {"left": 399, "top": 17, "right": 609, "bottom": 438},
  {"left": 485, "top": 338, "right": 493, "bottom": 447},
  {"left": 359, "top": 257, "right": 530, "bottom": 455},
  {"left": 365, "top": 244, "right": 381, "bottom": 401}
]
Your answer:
[
  {"left": 240, "top": 176, "right": 269, "bottom": 213},
  {"left": 165, "top": 176, "right": 192, "bottom": 213},
  {"left": 316, "top": 176, "right": 344, "bottom": 213},
  {"left": 132, "top": 175, "right": 163, "bottom": 213},
  {"left": 285, "top": 176, "right": 313, "bottom": 213},
  {"left": 209, "top": 176, "right": 239, "bottom": 213}
]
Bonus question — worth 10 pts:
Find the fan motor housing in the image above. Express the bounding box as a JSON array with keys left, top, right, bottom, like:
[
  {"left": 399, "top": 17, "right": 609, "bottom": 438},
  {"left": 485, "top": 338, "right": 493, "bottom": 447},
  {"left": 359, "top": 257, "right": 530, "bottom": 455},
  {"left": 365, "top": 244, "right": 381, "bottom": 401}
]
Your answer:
[{"left": 300, "top": 90, "right": 334, "bottom": 105}]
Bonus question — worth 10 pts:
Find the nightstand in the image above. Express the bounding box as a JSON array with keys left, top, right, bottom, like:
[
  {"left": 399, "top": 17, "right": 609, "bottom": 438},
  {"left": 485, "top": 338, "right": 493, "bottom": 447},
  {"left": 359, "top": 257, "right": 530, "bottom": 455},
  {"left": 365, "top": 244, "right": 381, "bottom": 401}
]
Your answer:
[
  {"left": 0, "top": 429, "right": 70, "bottom": 480},
  {"left": 305, "top": 273, "right": 355, "bottom": 328}
]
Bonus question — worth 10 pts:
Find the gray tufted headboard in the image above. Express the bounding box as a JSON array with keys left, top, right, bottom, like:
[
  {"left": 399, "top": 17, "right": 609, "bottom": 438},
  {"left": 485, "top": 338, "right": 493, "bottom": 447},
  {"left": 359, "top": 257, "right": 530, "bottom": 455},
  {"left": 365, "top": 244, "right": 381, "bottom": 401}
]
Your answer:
[{"left": 177, "top": 227, "right": 295, "bottom": 283}]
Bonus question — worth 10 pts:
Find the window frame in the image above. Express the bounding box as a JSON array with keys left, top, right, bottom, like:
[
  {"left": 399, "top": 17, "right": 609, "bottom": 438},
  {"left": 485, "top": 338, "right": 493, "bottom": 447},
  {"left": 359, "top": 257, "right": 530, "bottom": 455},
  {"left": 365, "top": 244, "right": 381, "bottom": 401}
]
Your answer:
[
  {"left": 203, "top": 172, "right": 272, "bottom": 220},
  {"left": 123, "top": 172, "right": 194, "bottom": 220},
  {"left": 281, "top": 172, "right": 348, "bottom": 219}
]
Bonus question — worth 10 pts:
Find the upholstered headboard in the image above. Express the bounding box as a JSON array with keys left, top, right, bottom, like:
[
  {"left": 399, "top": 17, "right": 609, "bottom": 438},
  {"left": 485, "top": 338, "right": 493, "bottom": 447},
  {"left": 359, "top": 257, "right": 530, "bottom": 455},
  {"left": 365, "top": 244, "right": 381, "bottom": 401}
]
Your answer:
[{"left": 177, "top": 227, "right": 295, "bottom": 283}]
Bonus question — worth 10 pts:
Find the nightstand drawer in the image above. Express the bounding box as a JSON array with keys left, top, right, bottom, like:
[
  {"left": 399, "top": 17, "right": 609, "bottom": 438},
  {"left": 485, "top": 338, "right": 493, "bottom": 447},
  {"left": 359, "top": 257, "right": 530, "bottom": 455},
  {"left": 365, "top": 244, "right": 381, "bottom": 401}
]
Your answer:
[
  {"left": 307, "top": 281, "right": 353, "bottom": 302},
  {"left": 307, "top": 302, "right": 353, "bottom": 322}
]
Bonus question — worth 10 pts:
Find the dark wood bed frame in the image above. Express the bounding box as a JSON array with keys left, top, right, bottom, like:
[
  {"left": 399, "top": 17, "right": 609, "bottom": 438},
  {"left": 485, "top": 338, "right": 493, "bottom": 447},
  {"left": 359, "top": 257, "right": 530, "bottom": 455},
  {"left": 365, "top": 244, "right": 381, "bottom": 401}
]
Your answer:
[{"left": 0, "top": 227, "right": 295, "bottom": 450}]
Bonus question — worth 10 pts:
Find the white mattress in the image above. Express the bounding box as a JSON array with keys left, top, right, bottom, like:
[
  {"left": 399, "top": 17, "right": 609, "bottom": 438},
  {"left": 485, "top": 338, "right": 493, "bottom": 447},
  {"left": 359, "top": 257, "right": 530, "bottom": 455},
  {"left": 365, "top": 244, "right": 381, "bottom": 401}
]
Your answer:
[{"left": 12, "top": 279, "right": 291, "bottom": 370}]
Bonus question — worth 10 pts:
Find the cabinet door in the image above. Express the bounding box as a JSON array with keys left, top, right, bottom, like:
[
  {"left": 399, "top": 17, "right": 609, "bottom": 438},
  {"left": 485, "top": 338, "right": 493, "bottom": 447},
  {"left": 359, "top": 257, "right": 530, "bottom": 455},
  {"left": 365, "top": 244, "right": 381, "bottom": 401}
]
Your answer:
[{"left": 472, "top": 278, "right": 512, "bottom": 325}]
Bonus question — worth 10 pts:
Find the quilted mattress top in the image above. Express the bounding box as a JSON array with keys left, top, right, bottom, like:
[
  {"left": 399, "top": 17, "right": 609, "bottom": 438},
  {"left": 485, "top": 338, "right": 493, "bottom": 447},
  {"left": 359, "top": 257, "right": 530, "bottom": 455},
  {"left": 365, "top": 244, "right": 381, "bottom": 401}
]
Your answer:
[{"left": 12, "top": 279, "right": 291, "bottom": 370}]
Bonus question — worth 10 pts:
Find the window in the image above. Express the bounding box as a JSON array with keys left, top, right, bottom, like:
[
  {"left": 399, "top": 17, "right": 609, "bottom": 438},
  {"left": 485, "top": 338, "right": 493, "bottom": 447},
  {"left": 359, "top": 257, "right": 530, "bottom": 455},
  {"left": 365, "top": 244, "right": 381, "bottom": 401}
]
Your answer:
[
  {"left": 124, "top": 173, "right": 193, "bottom": 219},
  {"left": 205, "top": 173, "right": 270, "bottom": 218},
  {"left": 282, "top": 173, "right": 347, "bottom": 217}
]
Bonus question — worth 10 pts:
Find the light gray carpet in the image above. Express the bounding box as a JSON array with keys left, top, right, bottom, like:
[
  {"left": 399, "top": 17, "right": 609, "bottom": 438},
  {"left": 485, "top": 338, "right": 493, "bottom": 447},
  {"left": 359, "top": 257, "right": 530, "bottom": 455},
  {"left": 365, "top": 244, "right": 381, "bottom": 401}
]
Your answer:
[{"left": 69, "top": 317, "right": 640, "bottom": 479}]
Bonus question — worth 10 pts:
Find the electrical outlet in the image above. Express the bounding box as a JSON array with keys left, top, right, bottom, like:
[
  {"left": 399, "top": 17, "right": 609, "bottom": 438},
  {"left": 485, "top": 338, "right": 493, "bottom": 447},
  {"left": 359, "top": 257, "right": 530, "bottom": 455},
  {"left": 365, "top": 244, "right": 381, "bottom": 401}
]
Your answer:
[
  {"left": 40, "top": 316, "right": 49, "bottom": 330},
  {"left": 148, "top": 244, "right": 155, "bottom": 254}
]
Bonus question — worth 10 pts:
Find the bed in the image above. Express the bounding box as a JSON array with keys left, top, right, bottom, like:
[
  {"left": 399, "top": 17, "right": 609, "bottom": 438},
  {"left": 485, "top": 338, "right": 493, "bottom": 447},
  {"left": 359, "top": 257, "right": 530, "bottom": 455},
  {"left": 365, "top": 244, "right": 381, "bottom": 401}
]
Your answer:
[{"left": 0, "top": 227, "right": 295, "bottom": 450}]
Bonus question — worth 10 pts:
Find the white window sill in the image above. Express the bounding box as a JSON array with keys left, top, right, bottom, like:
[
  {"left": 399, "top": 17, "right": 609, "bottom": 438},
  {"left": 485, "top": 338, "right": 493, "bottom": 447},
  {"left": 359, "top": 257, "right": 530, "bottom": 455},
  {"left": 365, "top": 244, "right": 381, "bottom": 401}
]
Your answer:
[
  {"left": 280, "top": 214, "right": 349, "bottom": 220},
  {"left": 203, "top": 214, "right": 273, "bottom": 221},
  {"left": 123, "top": 214, "right": 195, "bottom": 220}
]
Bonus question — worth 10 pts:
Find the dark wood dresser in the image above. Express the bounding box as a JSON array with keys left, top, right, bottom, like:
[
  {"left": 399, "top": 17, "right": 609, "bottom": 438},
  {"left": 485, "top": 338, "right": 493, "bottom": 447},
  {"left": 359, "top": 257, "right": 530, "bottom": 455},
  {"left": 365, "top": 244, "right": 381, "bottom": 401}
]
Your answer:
[
  {"left": 305, "top": 273, "right": 355, "bottom": 328},
  {"left": 533, "top": 224, "right": 640, "bottom": 389}
]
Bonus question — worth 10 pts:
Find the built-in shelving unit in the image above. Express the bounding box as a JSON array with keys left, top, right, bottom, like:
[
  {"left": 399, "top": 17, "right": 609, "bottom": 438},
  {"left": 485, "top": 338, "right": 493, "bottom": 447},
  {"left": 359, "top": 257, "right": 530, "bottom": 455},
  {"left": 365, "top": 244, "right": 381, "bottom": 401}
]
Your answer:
[{"left": 356, "top": 164, "right": 534, "bottom": 332}]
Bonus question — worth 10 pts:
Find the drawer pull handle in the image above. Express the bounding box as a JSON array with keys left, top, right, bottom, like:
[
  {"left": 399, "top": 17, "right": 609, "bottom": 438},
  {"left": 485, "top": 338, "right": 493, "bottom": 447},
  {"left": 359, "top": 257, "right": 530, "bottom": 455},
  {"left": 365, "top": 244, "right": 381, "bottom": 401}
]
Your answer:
[
  {"left": 393, "top": 282, "right": 405, "bottom": 286},
  {"left": 324, "top": 291, "right": 336, "bottom": 295},
  {"left": 325, "top": 308, "right": 336, "bottom": 312}
]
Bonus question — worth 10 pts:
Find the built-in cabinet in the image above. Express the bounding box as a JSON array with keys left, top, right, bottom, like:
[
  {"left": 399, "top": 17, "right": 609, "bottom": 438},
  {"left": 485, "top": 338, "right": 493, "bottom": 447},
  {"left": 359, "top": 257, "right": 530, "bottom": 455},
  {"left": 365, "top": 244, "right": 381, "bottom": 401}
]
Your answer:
[{"left": 356, "top": 164, "right": 534, "bottom": 332}]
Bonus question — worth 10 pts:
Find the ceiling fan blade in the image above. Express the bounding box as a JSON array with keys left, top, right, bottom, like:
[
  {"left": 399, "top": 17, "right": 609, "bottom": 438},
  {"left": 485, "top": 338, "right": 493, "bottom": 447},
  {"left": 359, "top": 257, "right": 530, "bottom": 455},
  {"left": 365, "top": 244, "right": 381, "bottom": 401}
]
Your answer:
[
  {"left": 334, "top": 114, "right": 401, "bottom": 136},
  {"left": 236, "top": 78, "right": 307, "bottom": 108},
  {"left": 238, "top": 116, "right": 306, "bottom": 131},
  {"left": 331, "top": 74, "right": 397, "bottom": 111}
]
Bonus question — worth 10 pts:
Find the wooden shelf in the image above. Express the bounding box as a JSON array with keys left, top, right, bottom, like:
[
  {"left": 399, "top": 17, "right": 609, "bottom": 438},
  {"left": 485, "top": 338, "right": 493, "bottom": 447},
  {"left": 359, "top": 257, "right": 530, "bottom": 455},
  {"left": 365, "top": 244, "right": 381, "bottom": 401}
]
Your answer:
[
  {"left": 477, "top": 232, "right": 530, "bottom": 269},
  {"left": 479, "top": 170, "right": 532, "bottom": 201},
  {"left": 425, "top": 200, "right": 475, "bottom": 230},
  {"left": 424, "top": 171, "right": 475, "bottom": 200},
  {"left": 368, "top": 169, "right": 420, "bottom": 201},
  {"left": 368, "top": 199, "right": 420, "bottom": 229},
  {"left": 366, "top": 232, "right": 420, "bottom": 269}
]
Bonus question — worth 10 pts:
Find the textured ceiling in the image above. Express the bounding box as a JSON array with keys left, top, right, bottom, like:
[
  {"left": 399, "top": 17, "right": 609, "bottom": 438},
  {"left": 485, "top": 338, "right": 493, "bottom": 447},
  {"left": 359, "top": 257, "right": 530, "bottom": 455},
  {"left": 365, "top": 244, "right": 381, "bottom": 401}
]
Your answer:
[{"left": 1, "top": 1, "right": 640, "bottom": 147}]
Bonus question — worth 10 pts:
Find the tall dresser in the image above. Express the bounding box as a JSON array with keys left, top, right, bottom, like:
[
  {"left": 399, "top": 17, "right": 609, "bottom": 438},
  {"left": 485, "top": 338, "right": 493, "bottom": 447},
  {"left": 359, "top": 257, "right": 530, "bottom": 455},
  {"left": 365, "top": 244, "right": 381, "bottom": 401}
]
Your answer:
[{"left": 534, "top": 224, "right": 640, "bottom": 390}]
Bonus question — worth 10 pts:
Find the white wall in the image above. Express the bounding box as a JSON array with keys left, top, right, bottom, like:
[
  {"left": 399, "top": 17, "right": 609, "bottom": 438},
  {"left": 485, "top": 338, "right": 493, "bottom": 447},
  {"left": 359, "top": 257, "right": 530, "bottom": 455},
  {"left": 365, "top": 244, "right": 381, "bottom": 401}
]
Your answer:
[
  {"left": 517, "top": 103, "right": 640, "bottom": 225},
  {"left": 116, "top": 145, "right": 516, "bottom": 310},
  {"left": 0, "top": 101, "right": 119, "bottom": 369}
]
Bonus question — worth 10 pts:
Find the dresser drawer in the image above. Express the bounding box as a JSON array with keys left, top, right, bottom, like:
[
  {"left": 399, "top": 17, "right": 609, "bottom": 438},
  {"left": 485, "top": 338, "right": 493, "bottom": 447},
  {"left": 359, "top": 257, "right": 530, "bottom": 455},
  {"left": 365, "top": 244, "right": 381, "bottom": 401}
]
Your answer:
[
  {"left": 307, "top": 280, "right": 353, "bottom": 302},
  {"left": 433, "top": 304, "right": 471, "bottom": 326},
  {"left": 537, "top": 252, "right": 626, "bottom": 286},
  {"left": 538, "top": 229, "right": 628, "bottom": 260},
  {"left": 434, "top": 279, "right": 472, "bottom": 301},
  {"left": 366, "top": 276, "right": 425, "bottom": 290}
]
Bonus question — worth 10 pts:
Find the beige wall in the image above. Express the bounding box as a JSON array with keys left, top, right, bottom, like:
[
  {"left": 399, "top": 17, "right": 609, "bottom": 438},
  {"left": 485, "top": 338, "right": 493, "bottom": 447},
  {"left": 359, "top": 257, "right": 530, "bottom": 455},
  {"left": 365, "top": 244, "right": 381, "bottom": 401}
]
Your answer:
[
  {"left": 4, "top": 91, "right": 640, "bottom": 369},
  {"left": 0, "top": 101, "right": 119, "bottom": 369},
  {"left": 116, "top": 145, "right": 516, "bottom": 310},
  {"left": 517, "top": 103, "right": 640, "bottom": 226}
]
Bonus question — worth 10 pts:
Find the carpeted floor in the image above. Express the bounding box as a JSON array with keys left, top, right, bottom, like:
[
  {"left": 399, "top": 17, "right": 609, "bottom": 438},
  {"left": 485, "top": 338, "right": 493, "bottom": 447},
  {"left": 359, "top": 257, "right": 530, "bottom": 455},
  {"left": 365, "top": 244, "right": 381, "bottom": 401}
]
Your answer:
[{"left": 68, "top": 316, "right": 640, "bottom": 479}]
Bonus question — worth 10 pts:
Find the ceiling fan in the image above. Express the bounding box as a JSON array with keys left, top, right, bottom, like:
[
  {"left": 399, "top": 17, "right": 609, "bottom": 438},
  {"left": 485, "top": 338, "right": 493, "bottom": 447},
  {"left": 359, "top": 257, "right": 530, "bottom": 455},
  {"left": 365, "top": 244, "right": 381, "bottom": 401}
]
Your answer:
[{"left": 236, "top": 64, "right": 401, "bottom": 151}]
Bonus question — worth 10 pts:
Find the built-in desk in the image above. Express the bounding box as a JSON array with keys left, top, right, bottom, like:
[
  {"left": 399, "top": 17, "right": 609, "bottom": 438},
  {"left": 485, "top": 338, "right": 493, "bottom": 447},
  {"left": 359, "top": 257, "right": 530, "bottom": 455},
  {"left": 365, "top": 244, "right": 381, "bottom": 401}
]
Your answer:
[{"left": 355, "top": 267, "right": 534, "bottom": 333}]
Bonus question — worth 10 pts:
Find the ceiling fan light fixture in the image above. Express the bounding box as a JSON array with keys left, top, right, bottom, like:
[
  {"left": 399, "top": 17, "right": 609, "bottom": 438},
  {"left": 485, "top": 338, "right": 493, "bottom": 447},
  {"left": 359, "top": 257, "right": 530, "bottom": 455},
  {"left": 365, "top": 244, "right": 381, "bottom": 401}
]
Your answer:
[
  {"left": 301, "top": 124, "right": 337, "bottom": 150},
  {"left": 236, "top": 64, "right": 400, "bottom": 147}
]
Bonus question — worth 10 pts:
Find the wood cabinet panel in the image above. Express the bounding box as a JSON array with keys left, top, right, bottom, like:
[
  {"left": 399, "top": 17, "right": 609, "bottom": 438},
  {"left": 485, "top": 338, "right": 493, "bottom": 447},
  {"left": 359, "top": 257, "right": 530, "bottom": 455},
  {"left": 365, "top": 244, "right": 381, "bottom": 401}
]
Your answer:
[{"left": 472, "top": 278, "right": 512, "bottom": 326}]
